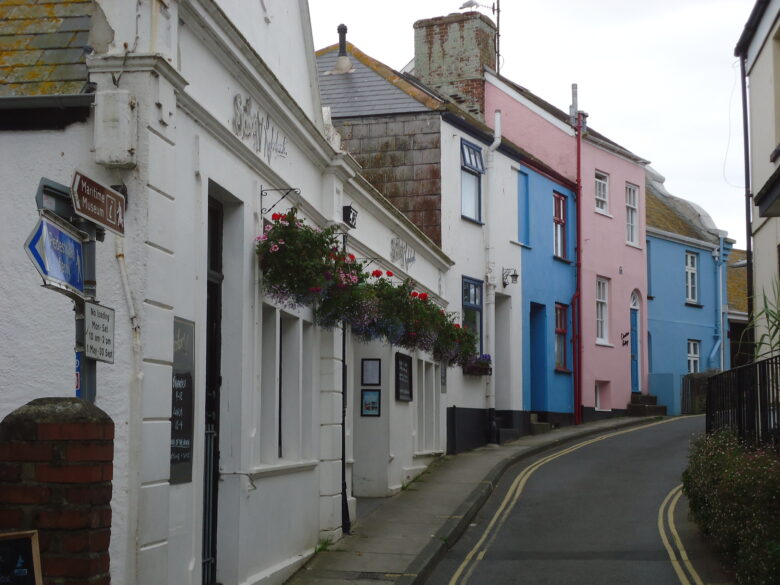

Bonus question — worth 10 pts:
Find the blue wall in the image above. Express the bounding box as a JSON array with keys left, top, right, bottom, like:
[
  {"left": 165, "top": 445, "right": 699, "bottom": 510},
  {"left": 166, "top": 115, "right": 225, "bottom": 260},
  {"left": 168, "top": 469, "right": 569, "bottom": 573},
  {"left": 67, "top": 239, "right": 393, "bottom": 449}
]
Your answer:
[
  {"left": 646, "top": 235, "right": 731, "bottom": 414},
  {"left": 518, "top": 168, "right": 577, "bottom": 415}
]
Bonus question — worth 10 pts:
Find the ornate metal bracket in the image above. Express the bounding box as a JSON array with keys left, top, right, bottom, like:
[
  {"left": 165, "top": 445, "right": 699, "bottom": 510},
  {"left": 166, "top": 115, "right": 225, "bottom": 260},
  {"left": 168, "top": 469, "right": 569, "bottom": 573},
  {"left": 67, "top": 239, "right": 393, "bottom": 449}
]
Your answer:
[{"left": 260, "top": 186, "right": 300, "bottom": 215}]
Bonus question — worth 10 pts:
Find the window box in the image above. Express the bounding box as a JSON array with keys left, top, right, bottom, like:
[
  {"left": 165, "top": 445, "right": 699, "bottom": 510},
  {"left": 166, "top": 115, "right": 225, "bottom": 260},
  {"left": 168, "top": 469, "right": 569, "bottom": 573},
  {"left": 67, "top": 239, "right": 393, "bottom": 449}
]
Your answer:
[{"left": 462, "top": 362, "right": 492, "bottom": 376}]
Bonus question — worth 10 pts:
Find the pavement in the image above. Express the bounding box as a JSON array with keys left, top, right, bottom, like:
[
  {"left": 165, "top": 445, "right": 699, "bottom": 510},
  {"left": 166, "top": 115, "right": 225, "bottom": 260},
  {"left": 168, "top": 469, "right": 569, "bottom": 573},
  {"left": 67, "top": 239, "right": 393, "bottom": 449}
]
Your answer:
[{"left": 286, "top": 416, "right": 666, "bottom": 585}]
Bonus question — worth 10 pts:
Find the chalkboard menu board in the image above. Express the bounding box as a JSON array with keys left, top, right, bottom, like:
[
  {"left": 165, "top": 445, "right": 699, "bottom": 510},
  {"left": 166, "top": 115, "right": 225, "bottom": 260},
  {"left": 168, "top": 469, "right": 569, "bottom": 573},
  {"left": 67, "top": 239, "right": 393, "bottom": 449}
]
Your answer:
[
  {"left": 395, "top": 353, "right": 413, "bottom": 402},
  {"left": 171, "top": 317, "right": 195, "bottom": 484},
  {"left": 0, "top": 531, "right": 42, "bottom": 585}
]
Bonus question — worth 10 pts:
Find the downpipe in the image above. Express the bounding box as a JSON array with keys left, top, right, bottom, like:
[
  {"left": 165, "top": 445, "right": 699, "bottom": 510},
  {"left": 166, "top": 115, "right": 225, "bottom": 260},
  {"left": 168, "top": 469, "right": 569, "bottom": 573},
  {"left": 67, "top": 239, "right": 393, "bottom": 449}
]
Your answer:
[{"left": 485, "top": 110, "right": 501, "bottom": 444}]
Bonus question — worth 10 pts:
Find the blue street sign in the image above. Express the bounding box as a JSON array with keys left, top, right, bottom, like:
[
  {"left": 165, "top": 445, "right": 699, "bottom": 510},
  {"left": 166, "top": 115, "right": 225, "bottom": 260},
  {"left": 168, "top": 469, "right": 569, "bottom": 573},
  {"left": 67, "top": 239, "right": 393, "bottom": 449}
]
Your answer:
[{"left": 24, "top": 212, "right": 85, "bottom": 298}]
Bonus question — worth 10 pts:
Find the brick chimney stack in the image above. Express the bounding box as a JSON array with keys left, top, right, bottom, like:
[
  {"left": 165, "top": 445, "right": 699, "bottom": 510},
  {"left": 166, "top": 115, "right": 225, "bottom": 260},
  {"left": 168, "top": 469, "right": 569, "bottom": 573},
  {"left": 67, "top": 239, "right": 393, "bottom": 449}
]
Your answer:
[{"left": 413, "top": 12, "right": 496, "bottom": 120}]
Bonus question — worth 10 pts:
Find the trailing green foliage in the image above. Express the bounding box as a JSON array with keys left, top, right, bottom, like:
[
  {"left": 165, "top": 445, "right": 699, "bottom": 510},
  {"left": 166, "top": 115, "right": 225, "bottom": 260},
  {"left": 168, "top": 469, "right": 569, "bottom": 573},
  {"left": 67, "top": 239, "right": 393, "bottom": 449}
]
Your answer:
[
  {"left": 682, "top": 431, "right": 780, "bottom": 585},
  {"left": 744, "top": 280, "right": 780, "bottom": 360}
]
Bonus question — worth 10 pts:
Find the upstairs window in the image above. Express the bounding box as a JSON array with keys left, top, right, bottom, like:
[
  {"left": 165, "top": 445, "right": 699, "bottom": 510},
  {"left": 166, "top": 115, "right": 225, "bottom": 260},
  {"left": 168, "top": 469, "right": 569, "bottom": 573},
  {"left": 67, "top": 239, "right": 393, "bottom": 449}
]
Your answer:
[
  {"left": 461, "top": 140, "right": 485, "bottom": 222},
  {"left": 685, "top": 252, "right": 698, "bottom": 303},
  {"left": 462, "top": 277, "right": 484, "bottom": 352},
  {"left": 595, "top": 171, "right": 609, "bottom": 213},
  {"left": 553, "top": 193, "right": 567, "bottom": 259},
  {"left": 626, "top": 183, "right": 639, "bottom": 245}
]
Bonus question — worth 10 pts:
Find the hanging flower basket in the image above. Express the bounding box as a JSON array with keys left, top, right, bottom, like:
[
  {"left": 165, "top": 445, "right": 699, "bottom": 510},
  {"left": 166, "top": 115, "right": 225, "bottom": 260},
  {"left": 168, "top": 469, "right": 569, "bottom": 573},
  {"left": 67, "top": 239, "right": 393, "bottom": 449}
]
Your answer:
[
  {"left": 462, "top": 354, "right": 492, "bottom": 376},
  {"left": 255, "top": 212, "right": 480, "bottom": 365}
]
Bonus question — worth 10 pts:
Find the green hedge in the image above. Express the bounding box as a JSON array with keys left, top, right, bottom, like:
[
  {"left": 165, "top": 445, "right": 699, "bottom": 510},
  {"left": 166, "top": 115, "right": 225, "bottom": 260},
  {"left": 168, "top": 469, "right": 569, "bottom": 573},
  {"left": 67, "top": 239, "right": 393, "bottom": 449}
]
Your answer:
[{"left": 682, "top": 431, "right": 780, "bottom": 585}]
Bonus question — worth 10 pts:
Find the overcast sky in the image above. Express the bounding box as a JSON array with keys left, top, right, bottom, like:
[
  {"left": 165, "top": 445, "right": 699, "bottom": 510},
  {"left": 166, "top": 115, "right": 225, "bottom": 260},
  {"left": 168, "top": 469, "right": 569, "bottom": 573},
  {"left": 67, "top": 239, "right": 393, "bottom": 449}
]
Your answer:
[{"left": 309, "top": 0, "right": 753, "bottom": 249}]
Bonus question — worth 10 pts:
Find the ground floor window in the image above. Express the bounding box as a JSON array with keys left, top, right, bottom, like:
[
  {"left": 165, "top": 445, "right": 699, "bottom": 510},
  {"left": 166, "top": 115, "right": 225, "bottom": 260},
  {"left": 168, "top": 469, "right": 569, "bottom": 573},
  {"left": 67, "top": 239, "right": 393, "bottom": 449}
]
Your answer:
[
  {"left": 687, "top": 339, "right": 700, "bottom": 373},
  {"left": 462, "top": 277, "right": 484, "bottom": 352},
  {"left": 554, "top": 303, "right": 567, "bottom": 370}
]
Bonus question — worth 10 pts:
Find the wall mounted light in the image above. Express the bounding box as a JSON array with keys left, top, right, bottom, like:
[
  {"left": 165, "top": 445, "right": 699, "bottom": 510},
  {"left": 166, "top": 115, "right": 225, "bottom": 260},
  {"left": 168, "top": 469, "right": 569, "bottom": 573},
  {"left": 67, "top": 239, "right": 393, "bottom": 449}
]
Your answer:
[
  {"left": 502, "top": 268, "right": 518, "bottom": 287},
  {"left": 343, "top": 205, "right": 358, "bottom": 229}
]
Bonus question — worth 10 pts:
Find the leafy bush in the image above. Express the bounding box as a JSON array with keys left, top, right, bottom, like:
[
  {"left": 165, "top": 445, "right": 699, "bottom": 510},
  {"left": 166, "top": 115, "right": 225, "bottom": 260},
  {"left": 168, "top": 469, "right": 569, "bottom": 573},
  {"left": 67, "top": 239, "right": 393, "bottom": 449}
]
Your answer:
[{"left": 682, "top": 431, "right": 780, "bottom": 585}]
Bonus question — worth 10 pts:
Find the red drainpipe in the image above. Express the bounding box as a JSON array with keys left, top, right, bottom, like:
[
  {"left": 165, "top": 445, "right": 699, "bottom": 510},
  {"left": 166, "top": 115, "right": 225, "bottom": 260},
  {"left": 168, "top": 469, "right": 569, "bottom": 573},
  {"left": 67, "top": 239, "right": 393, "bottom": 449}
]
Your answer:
[{"left": 573, "top": 111, "right": 584, "bottom": 424}]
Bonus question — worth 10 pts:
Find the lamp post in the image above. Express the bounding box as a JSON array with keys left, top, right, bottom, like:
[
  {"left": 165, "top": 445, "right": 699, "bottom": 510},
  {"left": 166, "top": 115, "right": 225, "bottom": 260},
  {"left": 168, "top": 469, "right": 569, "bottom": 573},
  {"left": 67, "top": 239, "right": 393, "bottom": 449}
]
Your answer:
[{"left": 340, "top": 205, "right": 357, "bottom": 535}]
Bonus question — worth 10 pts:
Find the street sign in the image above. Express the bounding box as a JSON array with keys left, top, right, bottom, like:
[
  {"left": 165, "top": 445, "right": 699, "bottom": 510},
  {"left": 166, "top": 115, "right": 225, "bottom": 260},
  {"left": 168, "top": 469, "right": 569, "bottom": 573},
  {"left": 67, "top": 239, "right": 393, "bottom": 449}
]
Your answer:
[
  {"left": 84, "top": 302, "right": 115, "bottom": 364},
  {"left": 24, "top": 212, "right": 85, "bottom": 299},
  {"left": 71, "top": 171, "right": 125, "bottom": 236}
]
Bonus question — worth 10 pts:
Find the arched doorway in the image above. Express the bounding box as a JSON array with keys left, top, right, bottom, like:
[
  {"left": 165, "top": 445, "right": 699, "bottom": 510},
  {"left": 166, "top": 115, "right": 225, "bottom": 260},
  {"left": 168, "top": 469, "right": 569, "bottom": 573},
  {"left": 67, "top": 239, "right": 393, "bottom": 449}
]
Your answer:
[{"left": 630, "top": 292, "right": 641, "bottom": 394}]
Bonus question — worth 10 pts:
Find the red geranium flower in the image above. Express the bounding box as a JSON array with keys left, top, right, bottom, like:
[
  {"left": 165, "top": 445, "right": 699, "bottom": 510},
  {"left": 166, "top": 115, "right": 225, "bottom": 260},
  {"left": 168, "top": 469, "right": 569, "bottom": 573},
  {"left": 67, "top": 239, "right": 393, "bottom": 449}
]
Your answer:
[
  {"left": 271, "top": 213, "right": 281, "bottom": 221},
  {"left": 410, "top": 291, "right": 419, "bottom": 298},
  {"left": 419, "top": 293, "right": 429, "bottom": 301},
  {"left": 386, "top": 271, "right": 393, "bottom": 277},
  {"left": 348, "top": 253, "right": 356, "bottom": 261},
  {"left": 371, "top": 269, "right": 383, "bottom": 278},
  {"left": 454, "top": 324, "right": 461, "bottom": 329}
]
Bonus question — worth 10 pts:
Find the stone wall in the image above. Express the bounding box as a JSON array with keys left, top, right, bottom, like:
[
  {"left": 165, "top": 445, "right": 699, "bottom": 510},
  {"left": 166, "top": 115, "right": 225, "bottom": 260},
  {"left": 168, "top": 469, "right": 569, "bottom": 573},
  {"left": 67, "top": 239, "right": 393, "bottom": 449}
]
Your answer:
[{"left": 335, "top": 112, "right": 443, "bottom": 245}]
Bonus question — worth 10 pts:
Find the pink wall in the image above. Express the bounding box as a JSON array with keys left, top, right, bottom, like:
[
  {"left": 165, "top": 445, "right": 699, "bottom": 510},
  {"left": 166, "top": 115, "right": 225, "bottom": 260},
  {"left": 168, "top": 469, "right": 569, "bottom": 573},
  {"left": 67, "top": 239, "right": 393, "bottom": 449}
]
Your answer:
[{"left": 486, "top": 81, "right": 649, "bottom": 414}]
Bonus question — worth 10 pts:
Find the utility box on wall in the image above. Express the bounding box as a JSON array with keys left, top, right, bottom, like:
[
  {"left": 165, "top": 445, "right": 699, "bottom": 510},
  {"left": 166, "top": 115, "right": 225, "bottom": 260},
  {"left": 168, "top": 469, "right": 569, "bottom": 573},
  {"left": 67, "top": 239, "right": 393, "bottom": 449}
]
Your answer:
[{"left": 94, "top": 90, "right": 137, "bottom": 168}]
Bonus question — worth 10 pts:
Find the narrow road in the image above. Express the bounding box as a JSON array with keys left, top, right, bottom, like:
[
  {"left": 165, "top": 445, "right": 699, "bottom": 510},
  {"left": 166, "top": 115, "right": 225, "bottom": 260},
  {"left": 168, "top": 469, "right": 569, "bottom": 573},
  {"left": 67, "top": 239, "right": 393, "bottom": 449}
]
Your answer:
[{"left": 426, "top": 416, "right": 732, "bottom": 585}]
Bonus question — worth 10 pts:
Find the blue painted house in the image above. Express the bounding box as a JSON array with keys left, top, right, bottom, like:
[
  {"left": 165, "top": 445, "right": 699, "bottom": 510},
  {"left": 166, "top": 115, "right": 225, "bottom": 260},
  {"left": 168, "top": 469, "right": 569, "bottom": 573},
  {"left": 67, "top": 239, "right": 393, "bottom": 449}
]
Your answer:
[
  {"left": 646, "top": 168, "right": 733, "bottom": 414},
  {"left": 517, "top": 167, "right": 577, "bottom": 426}
]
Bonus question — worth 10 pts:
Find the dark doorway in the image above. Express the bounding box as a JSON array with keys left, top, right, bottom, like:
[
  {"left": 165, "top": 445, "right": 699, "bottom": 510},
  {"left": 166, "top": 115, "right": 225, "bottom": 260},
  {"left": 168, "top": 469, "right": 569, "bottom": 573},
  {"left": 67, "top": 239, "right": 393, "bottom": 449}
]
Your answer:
[{"left": 202, "top": 198, "right": 223, "bottom": 585}]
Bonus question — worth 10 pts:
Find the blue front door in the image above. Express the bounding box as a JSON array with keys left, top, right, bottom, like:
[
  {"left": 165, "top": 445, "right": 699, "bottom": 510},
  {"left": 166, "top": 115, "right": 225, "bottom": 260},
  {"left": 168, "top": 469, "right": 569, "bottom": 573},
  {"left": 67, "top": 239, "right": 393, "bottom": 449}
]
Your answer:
[{"left": 630, "top": 308, "right": 639, "bottom": 393}]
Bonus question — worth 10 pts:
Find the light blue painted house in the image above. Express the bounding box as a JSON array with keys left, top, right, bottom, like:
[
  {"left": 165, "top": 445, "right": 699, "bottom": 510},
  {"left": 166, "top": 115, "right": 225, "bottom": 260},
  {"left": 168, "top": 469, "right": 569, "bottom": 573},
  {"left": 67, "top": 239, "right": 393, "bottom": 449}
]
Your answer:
[
  {"left": 645, "top": 168, "right": 733, "bottom": 414},
  {"left": 517, "top": 167, "right": 577, "bottom": 427}
]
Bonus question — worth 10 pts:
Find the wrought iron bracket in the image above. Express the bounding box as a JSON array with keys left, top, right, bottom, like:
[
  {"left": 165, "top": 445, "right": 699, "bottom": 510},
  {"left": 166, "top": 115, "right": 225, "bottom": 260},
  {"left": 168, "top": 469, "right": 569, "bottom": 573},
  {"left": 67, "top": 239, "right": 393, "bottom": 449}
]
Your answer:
[{"left": 260, "top": 186, "right": 300, "bottom": 215}]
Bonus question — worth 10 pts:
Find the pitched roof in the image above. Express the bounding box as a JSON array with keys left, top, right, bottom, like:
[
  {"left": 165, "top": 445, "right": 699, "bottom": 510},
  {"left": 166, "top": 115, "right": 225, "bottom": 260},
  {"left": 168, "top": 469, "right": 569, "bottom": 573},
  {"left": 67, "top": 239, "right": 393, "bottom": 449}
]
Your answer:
[
  {"left": 645, "top": 167, "right": 722, "bottom": 244},
  {"left": 0, "top": 0, "right": 94, "bottom": 97},
  {"left": 315, "top": 43, "right": 575, "bottom": 190},
  {"left": 316, "top": 42, "right": 442, "bottom": 118},
  {"left": 727, "top": 248, "right": 748, "bottom": 314},
  {"left": 486, "top": 72, "right": 648, "bottom": 164}
]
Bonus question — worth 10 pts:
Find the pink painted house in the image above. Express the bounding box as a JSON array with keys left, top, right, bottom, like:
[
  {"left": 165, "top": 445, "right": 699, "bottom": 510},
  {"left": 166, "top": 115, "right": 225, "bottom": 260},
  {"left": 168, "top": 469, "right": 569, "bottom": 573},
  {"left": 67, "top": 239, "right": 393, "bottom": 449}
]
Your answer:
[{"left": 413, "top": 12, "right": 649, "bottom": 423}]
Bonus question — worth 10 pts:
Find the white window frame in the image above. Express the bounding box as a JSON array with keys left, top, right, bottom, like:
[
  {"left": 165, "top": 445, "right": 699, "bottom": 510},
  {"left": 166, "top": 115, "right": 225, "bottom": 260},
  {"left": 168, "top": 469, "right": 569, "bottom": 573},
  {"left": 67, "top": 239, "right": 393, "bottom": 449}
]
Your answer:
[
  {"left": 553, "top": 193, "right": 566, "bottom": 258},
  {"left": 687, "top": 339, "right": 700, "bottom": 373},
  {"left": 596, "top": 277, "right": 609, "bottom": 343},
  {"left": 595, "top": 171, "right": 609, "bottom": 213},
  {"left": 461, "top": 140, "right": 485, "bottom": 222},
  {"left": 685, "top": 252, "right": 698, "bottom": 303},
  {"left": 626, "top": 183, "right": 639, "bottom": 244}
]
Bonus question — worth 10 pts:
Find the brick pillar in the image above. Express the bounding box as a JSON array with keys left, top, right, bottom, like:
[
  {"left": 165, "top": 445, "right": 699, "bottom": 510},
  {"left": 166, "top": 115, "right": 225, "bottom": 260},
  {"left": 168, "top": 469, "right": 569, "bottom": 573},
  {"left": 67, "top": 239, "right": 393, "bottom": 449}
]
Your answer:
[{"left": 0, "top": 397, "right": 113, "bottom": 585}]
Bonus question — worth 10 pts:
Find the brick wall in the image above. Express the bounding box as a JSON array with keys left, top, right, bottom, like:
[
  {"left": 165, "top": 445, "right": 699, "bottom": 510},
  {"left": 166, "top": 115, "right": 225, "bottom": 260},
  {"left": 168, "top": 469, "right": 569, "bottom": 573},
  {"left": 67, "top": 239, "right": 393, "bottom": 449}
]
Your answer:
[
  {"left": 0, "top": 397, "right": 114, "bottom": 585},
  {"left": 335, "top": 113, "right": 443, "bottom": 245},
  {"left": 413, "top": 12, "right": 496, "bottom": 120}
]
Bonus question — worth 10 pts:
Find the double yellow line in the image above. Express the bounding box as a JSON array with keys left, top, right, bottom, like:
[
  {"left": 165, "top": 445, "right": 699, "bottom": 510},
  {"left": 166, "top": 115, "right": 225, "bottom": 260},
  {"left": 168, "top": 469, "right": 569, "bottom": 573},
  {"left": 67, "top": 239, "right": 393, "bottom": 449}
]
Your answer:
[
  {"left": 448, "top": 417, "right": 683, "bottom": 585},
  {"left": 658, "top": 484, "right": 706, "bottom": 585}
]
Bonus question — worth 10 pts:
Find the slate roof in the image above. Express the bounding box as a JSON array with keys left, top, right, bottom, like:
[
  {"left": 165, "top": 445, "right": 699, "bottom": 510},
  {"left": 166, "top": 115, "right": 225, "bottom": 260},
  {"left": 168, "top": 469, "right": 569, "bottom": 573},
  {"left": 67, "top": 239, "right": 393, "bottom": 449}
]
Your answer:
[
  {"left": 0, "top": 0, "right": 94, "bottom": 97},
  {"left": 727, "top": 248, "right": 748, "bottom": 315},
  {"left": 645, "top": 167, "right": 721, "bottom": 244},
  {"left": 316, "top": 42, "right": 442, "bottom": 118}
]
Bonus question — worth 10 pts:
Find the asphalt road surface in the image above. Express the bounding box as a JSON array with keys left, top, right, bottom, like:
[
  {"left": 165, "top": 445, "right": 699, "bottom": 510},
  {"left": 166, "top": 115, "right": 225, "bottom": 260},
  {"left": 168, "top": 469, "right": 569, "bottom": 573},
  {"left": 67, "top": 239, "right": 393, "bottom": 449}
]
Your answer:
[{"left": 425, "top": 415, "right": 733, "bottom": 585}]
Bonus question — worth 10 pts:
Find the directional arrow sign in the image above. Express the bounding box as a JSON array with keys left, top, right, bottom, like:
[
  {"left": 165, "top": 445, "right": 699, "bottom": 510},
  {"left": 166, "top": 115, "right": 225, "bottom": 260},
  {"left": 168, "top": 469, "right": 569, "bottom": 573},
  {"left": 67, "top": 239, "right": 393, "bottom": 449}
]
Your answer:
[
  {"left": 24, "top": 212, "right": 85, "bottom": 299},
  {"left": 71, "top": 171, "right": 126, "bottom": 236}
]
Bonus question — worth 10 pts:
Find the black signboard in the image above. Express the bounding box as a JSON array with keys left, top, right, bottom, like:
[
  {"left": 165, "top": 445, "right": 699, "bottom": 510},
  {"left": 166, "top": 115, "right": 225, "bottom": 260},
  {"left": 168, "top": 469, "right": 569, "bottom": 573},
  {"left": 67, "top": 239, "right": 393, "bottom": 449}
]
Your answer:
[
  {"left": 395, "top": 353, "right": 413, "bottom": 402},
  {"left": 0, "top": 531, "right": 42, "bottom": 585},
  {"left": 171, "top": 317, "right": 195, "bottom": 484}
]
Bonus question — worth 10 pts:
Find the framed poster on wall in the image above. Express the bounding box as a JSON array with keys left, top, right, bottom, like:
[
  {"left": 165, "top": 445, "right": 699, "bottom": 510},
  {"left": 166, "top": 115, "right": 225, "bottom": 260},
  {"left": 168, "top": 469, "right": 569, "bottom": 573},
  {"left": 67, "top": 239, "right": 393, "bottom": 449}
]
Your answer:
[
  {"left": 395, "top": 352, "right": 413, "bottom": 402},
  {"left": 171, "top": 317, "right": 195, "bottom": 484},
  {"left": 361, "top": 389, "right": 381, "bottom": 416},
  {"left": 361, "top": 358, "right": 381, "bottom": 386}
]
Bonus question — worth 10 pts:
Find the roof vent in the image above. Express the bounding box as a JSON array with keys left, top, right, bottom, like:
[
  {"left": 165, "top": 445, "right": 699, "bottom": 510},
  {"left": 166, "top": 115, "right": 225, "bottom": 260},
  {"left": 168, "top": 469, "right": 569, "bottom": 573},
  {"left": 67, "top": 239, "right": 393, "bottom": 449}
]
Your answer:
[{"left": 326, "top": 24, "right": 355, "bottom": 75}]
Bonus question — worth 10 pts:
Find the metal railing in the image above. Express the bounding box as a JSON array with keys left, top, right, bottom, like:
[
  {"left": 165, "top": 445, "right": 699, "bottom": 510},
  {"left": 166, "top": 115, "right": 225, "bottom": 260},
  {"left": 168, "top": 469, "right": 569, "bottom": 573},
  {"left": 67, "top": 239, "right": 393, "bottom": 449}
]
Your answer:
[
  {"left": 707, "top": 355, "right": 780, "bottom": 450},
  {"left": 681, "top": 374, "right": 708, "bottom": 414}
]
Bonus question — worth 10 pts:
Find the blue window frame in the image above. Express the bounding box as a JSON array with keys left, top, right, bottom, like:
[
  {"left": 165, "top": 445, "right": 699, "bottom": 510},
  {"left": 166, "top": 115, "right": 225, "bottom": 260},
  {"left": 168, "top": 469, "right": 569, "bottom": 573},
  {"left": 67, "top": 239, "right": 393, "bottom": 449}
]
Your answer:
[
  {"left": 462, "top": 277, "right": 484, "bottom": 353},
  {"left": 461, "top": 140, "right": 485, "bottom": 222},
  {"left": 518, "top": 171, "right": 530, "bottom": 245}
]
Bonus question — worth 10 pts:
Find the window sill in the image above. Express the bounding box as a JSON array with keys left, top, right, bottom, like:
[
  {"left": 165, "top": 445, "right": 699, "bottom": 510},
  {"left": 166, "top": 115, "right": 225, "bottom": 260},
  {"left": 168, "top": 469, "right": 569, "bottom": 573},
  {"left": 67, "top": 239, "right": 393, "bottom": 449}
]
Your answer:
[
  {"left": 626, "top": 242, "right": 642, "bottom": 250},
  {"left": 510, "top": 239, "right": 531, "bottom": 249},
  {"left": 595, "top": 341, "right": 614, "bottom": 348},
  {"left": 553, "top": 255, "right": 573, "bottom": 265},
  {"left": 249, "top": 459, "right": 318, "bottom": 480},
  {"left": 554, "top": 367, "right": 572, "bottom": 375},
  {"left": 413, "top": 450, "right": 444, "bottom": 459},
  {"left": 461, "top": 215, "right": 484, "bottom": 226},
  {"left": 685, "top": 302, "right": 703, "bottom": 308},
  {"left": 594, "top": 209, "right": 613, "bottom": 218},
  {"left": 647, "top": 295, "right": 654, "bottom": 301}
]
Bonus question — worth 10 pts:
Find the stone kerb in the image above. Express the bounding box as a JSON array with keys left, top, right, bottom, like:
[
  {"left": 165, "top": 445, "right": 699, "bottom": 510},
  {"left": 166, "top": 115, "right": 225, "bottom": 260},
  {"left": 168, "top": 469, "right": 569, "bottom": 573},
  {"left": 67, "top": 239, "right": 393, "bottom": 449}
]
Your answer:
[{"left": 0, "top": 398, "right": 114, "bottom": 585}]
